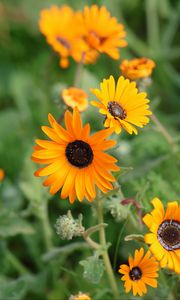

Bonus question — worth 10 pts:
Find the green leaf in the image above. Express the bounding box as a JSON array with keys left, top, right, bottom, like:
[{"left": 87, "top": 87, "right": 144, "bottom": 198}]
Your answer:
[
  {"left": 80, "top": 255, "right": 104, "bottom": 284},
  {"left": 0, "top": 278, "right": 27, "bottom": 300},
  {"left": 0, "top": 209, "right": 34, "bottom": 237}
]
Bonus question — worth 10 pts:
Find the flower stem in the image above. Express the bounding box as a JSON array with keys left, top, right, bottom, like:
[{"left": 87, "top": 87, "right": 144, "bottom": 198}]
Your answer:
[
  {"left": 96, "top": 196, "right": 120, "bottom": 300},
  {"left": 73, "top": 62, "right": 83, "bottom": 87},
  {"left": 151, "top": 113, "right": 177, "bottom": 151},
  {"left": 41, "top": 202, "right": 53, "bottom": 251}
]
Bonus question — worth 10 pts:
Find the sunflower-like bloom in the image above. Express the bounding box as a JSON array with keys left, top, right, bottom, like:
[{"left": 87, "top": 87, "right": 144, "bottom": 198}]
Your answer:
[
  {"left": 143, "top": 197, "right": 180, "bottom": 274},
  {"left": 119, "top": 248, "right": 159, "bottom": 296},
  {"left": 39, "top": 6, "right": 88, "bottom": 68},
  {"left": 76, "top": 5, "right": 127, "bottom": 60},
  {"left": 91, "top": 75, "right": 152, "bottom": 134},
  {"left": 120, "top": 57, "right": 156, "bottom": 80},
  {"left": 62, "top": 87, "right": 88, "bottom": 112},
  {"left": 69, "top": 292, "right": 91, "bottom": 300},
  {"left": 31, "top": 107, "right": 119, "bottom": 203},
  {"left": 0, "top": 168, "right": 4, "bottom": 182}
]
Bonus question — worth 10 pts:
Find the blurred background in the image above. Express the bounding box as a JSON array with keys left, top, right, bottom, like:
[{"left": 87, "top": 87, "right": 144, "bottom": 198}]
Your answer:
[{"left": 0, "top": 0, "right": 180, "bottom": 299}]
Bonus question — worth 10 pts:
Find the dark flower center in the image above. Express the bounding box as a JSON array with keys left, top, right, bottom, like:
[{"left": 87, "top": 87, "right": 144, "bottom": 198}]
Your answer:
[
  {"left": 107, "top": 101, "right": 126, "bottom": 119},
  {"left": 65, "top": 140, "right": 93, "bottom": 168},
  {"left": 56, "top": 36, "right": 71, "bottom": 49},
  {"left": 129, "top": 267, "right": 142, "bottom": 281},
  {"left": 158, "top": 220, "right": 180, "bottom": 251}
]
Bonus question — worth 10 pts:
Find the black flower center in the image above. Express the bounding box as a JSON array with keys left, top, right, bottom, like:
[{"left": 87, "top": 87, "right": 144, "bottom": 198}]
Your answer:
[
  {"left": 129, "top": 267, "right": 142, "bottom": 281},
  {"left": 56, "top": 36, "right": 71, "bottom": 49},
  {"left": 158, "top": 220, "right": 180, "bottom": 251},
  {"left": 65, "top": 140, "right": 93, "bottom": 168},
  {"left": 107, "top": 101, "right": 126, "bottom": 119}
]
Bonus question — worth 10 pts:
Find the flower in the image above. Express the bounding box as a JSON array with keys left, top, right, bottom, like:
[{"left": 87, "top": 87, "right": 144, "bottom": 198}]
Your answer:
[
  {"left": 120, "top": 57, "right": 156, "bottom": 80},
  {"left": 76, "top": 5, "right": 127, "bottom": 60},
  {"left": 119, "top": 248, "right": 159, "bottom": 296},
  {"left": 62, "top": 87, "right": 88, "bottom": 112},
  {"left": 143, "top": 197, "right": 180, "bottom": 274},
  {"left": 31, "top": 107, "right": 119, "bottom": 203},
  {"left": 39, "top": 6, "right": 87, "bottom": 68},
  {"left": 0, "top": 168, "right": 4, "bottom": 182},
  {"left": 69, "top": 292, "right": 91, "bottom": 300},
  {"left": 91, "top": 75, "right": 152, "bottom": 134}
]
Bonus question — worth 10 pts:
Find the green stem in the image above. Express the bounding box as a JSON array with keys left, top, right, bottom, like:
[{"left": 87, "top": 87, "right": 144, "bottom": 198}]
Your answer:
[
  {"left": 146, "top": 0, "right": 160, "bottom": 49},
  {"left": 151, "top": 113, "right": 177, "bottom": 151},
  {"left": 96, "top": 196, "right": 120, "bottom": 300},
  {"left": 73, "top": 62, "right": 83, "bottom": 87},
  {"left": 41, "top": 203, "right": 53, "bottom": 251},
  {"left": 6, "top": 250, "right": 29, "bottom": 275}
]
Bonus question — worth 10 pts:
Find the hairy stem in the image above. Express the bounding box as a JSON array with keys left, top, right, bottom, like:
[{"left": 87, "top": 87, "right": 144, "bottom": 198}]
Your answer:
[{"left": 96, "top": 196, "right": 120, "bottom": 300}]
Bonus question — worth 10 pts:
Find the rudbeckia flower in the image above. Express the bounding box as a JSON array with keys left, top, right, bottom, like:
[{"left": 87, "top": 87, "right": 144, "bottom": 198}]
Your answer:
[
  {"left": 0, "top": 168, "right": 4, "bottom": 182},
  {"left": 62, "top": 87, "right": 88, "bottom": 112},
  {"left": 76, "top": 5, "right": 127, "bottom": 60},
  {"left": 39, "top": 6, "right": 88, "bottom": 68},
  {"left": 32, "top": 107, "right": 119, "bottom": 203},
  {"left": 143, "top": 197, "right": 180, "bottom": 274},
  {"left": 120, "top": 57, "right": 156, "bottom": 80},
  {"left": 119, "top": 248, "right": 159, "bottom": 296},
  {"left": 91, "top": 75, "right": 152, "bottom": 134}
]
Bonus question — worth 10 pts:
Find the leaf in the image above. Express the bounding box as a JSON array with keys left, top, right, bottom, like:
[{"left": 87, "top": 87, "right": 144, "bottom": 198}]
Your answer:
[
  {"left": 0, "top": 278, "right": 27, "bottom": 300},
  {"left": 80, "top": 255, "right": 104, "bottom": 284},
  {"left": 0, "top": 209, "right": 34, "bottom": 237}
]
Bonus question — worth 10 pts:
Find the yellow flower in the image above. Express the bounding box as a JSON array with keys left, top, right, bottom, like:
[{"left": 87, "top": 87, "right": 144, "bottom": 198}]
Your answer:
[
  {"left": 76, "top": 5, "right": 127, "bottom": 60},
  {"left": 31, "top": 107, "right": 119, "bottom": 203},
  {"left": 120, "top": 57, "right": 156, "bottom": 80},
  {"left": 91, "top": 75, "right": 152, "bottom": 134},
  {"left": 0, "top": 168, "right": 5, "bottom": 182},
  {"left": 39, "top": 5, "right": 87, "bottom": 68},
  {"left": 143, "top": 197, "right": 180, "bottom": 274},
  {"left": 69, "top": 292, "right": 91, "bottom": 300},
  {"left": 62, "top": 87, "right": 88, "bottom": 112},
  {"left": 119, "top": 248, "right": 159, "bottom": 296}
]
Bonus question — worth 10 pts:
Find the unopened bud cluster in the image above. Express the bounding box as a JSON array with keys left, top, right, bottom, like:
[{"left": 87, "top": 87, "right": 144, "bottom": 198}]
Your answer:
[{"left": 55, "top": 210, "right": 85, "bottom": 240}]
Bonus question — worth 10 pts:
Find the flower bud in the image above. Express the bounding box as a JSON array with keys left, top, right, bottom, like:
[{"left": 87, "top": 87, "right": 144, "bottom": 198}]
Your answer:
[{"left": 55, "top": 210, "right": 85, "bottom": 240}]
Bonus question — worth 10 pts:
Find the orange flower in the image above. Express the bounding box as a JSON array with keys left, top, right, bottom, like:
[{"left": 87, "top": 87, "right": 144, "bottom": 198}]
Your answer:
[
  {"left": 0, "top": 168, "right": 4, "bottom": 182},
  {"left": 91, "top": 75, "right": 151, "bottom": 135},
  {"left": 39, "top": 5, "right": 88, "bottom": 68},
  {"left": 143, "top": 197, "right": 180, "bottom": 274},
  {"left": 120, "top": 58, "right": 156, "bottom": 80},
  {"left": 69, "top": 292, "right": 91, "bottom": 300},
  {"left": 76, "top": 5, "right": 127, "bottom": 60},
  {"left": 119, "top": 248, "right": 159, "bottom": 296},
  {"left": 32, "top": 107, "right": 119, "bottom": 203},
  {"left": 62, "top": 87, "right": 88, "bottom": 112}
]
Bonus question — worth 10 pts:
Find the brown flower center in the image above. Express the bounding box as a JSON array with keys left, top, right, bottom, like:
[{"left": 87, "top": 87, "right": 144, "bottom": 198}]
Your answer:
[
  {"left": 157, "top": 220, "right": 180, "bottom": 251},
  {"left": 65, "top": 140, "right": 93, "bottom": 168},
  {"left": 107, "top": 101, "right": 126, "bottom": 119},
  {"left": 129, "top": 267, "right": 142, "bottom": 281},
  {"left": 56, "top": 36, "right": 71, "bottom": 49}
]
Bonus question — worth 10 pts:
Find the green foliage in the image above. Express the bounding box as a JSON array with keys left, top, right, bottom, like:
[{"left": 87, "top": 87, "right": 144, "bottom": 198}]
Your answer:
[
  {"left": 0, "top": 208, "right": 34, "bottom": 237},
  {"left": 0, "top": 0, "right": 180, "bottom": 299}
]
